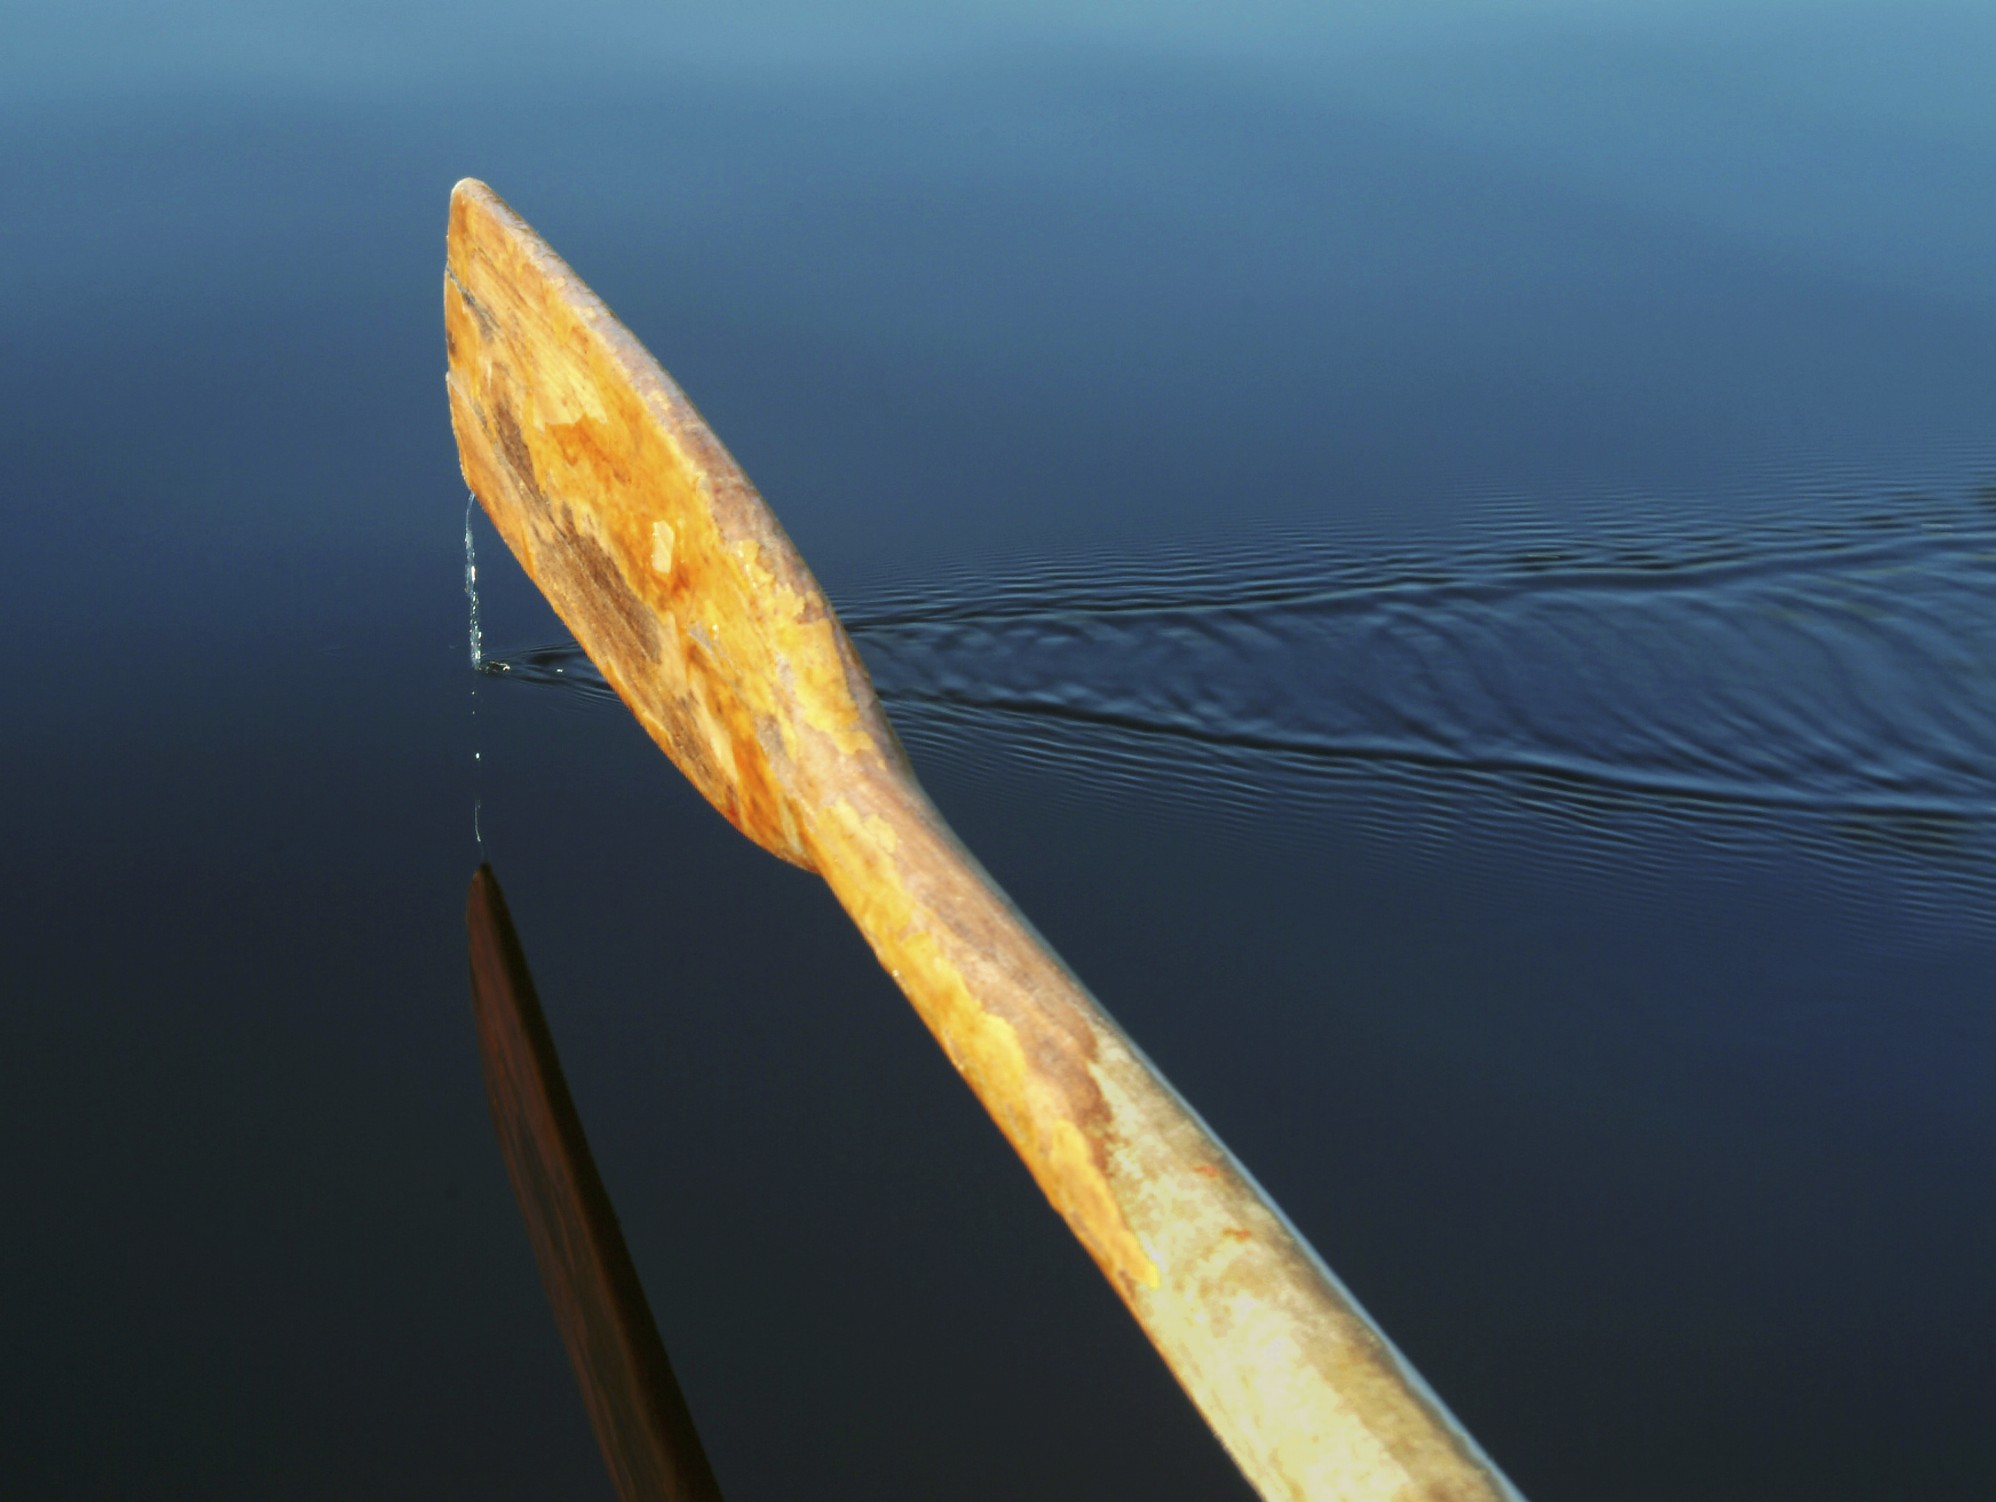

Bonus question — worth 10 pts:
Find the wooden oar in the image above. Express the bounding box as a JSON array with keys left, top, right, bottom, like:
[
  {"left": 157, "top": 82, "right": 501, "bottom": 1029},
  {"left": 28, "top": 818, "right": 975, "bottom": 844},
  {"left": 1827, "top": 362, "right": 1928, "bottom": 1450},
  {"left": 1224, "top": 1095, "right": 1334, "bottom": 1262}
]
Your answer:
[
  {"left": 468, "top": 863, "right": 726, "bottom": 1502},
  {"left": 445, "top": 177, "right": 1522, "bottom": 1502}
]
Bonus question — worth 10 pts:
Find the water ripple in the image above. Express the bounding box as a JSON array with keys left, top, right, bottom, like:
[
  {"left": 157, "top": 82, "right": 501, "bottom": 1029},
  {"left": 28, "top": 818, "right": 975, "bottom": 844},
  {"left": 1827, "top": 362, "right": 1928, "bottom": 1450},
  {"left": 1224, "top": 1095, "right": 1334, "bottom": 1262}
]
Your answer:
[
  {"left": 481, "top": 483, "right": 1996, "bottom": 933},
  {"left": 851, "top": 494, "right": 1995, "bottom": 820}
]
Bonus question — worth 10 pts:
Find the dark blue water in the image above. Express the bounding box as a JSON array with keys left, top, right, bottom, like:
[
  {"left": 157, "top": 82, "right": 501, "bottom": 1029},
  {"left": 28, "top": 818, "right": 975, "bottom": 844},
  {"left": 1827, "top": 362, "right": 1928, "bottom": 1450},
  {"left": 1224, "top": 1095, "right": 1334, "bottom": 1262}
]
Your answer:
[{"left": 5, "top": 4, "right": 1993, "bottom": 1498}]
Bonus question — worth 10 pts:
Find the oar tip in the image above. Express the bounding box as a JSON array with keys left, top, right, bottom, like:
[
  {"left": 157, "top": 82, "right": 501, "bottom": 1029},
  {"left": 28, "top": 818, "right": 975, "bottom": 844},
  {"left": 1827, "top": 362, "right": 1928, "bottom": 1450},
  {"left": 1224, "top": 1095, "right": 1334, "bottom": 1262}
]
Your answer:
[
  {"left": 467, "top": 861, "right": 508, "bottom": 933},
  {"left": 447, "top": 178, "right": 512, "bottom": 251}
]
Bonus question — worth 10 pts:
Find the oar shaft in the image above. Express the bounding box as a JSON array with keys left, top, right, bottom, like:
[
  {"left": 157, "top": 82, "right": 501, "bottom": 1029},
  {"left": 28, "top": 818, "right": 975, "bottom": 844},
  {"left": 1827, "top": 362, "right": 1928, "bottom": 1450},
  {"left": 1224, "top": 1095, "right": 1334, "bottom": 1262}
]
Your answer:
[{"left": 807, "top": 790, "right": 1518, "bottom": 1502}]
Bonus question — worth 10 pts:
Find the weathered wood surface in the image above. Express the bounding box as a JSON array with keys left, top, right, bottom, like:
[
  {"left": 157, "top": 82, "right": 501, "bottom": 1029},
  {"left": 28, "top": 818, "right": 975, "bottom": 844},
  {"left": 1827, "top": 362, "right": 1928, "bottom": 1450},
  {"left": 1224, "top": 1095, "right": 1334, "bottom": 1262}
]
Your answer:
[
  {"left": 445, "top": 176, "right": 1522, "bottom": 1502},
  {"left": 468, "top": 864, "right": 726, "bottom": 1502}
]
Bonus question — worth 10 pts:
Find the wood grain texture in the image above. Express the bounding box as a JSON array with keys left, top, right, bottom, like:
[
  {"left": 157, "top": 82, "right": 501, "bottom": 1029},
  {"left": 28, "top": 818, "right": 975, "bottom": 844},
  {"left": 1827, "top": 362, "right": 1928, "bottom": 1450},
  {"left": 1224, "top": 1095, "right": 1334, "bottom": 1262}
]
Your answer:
[
  {"left": 468, "top": 864, "right": 726, "bottom": 1502},
  {"left": 445, "top": 177, "right": 1523, "bottom": 1502}
]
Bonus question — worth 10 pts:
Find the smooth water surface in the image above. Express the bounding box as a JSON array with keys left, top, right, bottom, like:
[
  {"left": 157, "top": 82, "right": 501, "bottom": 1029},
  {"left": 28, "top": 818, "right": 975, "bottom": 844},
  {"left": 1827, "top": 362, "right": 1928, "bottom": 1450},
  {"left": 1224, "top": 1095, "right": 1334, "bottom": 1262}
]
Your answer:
[{"left": 4, "top": 3, "right": 1992, "bottom": 1498}]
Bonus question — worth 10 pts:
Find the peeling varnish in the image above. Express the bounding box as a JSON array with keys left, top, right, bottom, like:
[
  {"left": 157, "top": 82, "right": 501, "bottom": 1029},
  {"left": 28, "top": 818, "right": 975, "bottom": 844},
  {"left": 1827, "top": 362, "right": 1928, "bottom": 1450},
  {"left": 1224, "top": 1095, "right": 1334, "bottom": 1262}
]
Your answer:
[
  {"left": 826, "top": 797, "right": 898, "bottom": 856},
  {"left": 883, "top": 924, "right": 1160, "bottom": 1294}
]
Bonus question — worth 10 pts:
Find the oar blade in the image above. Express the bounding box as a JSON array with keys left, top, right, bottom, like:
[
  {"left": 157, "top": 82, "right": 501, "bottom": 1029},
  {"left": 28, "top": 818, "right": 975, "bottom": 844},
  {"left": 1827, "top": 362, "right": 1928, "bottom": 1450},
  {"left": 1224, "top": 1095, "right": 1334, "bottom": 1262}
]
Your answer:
[{"left": 445, "top": 178, "right": 903, "bottom": 870}]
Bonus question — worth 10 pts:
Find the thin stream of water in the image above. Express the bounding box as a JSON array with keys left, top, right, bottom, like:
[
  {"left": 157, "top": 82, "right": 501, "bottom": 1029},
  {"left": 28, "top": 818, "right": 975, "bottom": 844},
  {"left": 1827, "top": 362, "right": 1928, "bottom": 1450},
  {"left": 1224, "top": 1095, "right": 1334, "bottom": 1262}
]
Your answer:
[{"left": 466, "top": 494, "right": 486, "bottom": 857}]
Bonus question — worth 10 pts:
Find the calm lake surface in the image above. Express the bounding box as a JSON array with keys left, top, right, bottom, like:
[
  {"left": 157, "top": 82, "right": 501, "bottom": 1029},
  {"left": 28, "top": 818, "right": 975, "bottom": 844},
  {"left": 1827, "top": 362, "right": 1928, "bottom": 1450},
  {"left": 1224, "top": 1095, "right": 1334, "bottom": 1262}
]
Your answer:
[{"left": 5, "top": 3, "right": 1992, "bottom": 1497}]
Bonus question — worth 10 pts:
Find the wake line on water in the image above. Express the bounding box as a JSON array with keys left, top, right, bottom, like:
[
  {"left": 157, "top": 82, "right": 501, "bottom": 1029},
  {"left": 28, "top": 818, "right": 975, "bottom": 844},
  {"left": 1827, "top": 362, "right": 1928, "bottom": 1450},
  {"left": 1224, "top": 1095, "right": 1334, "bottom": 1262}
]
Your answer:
[
  {"left": 836, "top": 483, "right": 1996, "bottom": 629},
  {"left": 877, "top": 685, "right": 1983, "bottom": 823}
]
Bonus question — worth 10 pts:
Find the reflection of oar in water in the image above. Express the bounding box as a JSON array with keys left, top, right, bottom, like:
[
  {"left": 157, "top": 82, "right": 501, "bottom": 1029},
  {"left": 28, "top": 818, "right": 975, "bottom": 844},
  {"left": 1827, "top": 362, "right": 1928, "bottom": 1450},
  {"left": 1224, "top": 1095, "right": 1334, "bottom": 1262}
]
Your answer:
[
  {"left": 445, "top": 177, "right": 1523, "bottom": 1502},
  {"left": 468, "top": 863, "right": 726, "bottom": 1502}
]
